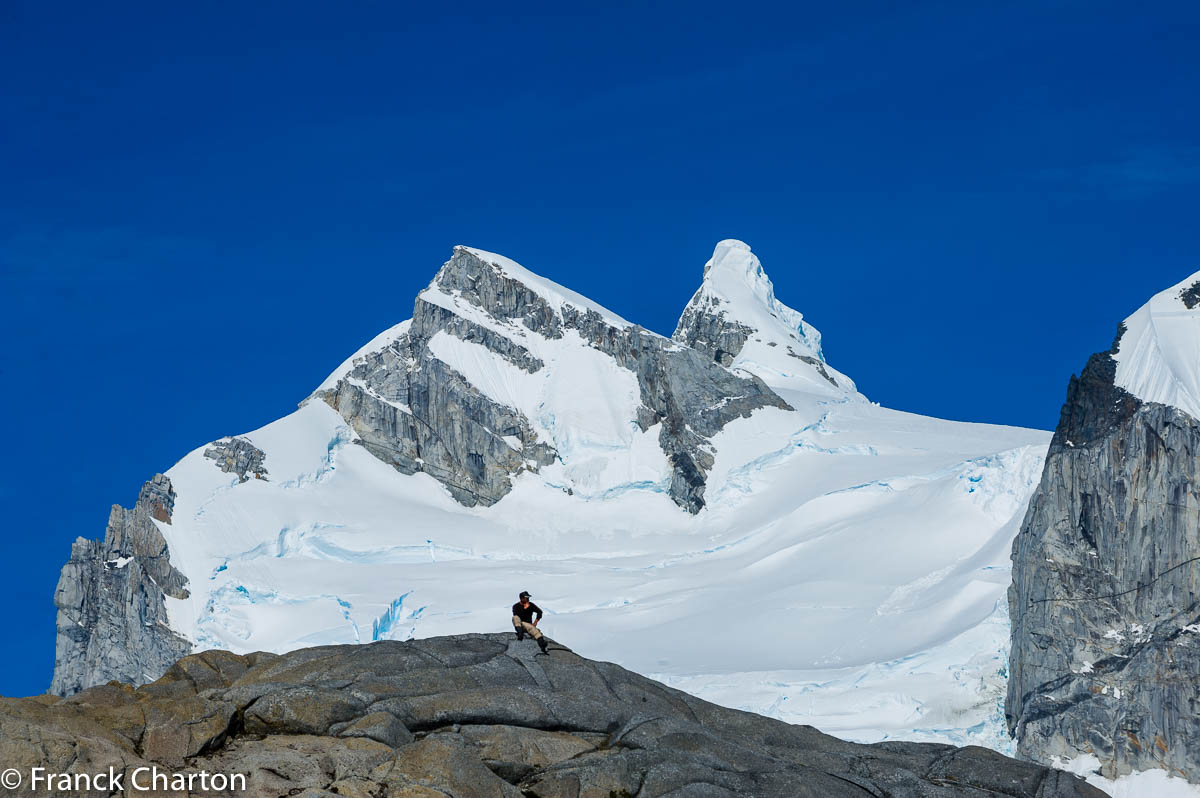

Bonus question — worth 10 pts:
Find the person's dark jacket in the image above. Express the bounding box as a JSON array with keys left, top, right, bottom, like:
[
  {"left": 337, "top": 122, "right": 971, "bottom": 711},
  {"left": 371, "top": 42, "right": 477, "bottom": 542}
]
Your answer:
[{"left": 512, "top": 601, "right": 542, "bottom": 624}]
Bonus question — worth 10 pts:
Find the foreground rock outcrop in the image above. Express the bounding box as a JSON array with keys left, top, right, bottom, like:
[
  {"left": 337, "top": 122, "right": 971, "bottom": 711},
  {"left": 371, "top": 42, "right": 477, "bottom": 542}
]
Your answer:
[
  {"left": 8, "top": 634, "right": 1104, "bottom": 797},
  {"left": 50, "top": 474, "right": 192, "bottom": 697},
  {"left": 1008, "top": 298, "right": 1200, "bottom": 779}
]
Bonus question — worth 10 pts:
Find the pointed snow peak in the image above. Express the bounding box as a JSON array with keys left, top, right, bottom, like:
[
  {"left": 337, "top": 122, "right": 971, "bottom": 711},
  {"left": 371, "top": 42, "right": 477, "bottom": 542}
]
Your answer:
[
  {"left": 704, "top": 239, "right": 755, "bottom": 277},
  {"left": 675, "top": 240, "right": 861, "bottom": 399},
  {"left": 701, "top": 241, "right": 778, "bottom": 315},
  {"left": 696, "top": 240, "right": 816, "bottom": 353},
  {"left": 1113, "top": 269, "right": 1200, "bottom": 420}
]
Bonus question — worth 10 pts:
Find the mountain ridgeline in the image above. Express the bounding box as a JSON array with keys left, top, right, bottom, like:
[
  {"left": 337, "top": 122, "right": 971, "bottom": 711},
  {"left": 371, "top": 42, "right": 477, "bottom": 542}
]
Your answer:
[{"left": 314, "top": 244, "right": 792, "bottom": 515}]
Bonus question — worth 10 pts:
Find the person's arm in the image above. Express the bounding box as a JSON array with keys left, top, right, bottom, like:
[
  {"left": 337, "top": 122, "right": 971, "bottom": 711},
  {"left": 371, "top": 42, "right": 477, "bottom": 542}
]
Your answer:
[{"left": 533, "top": 603, "right": 543, "bottom": 625}]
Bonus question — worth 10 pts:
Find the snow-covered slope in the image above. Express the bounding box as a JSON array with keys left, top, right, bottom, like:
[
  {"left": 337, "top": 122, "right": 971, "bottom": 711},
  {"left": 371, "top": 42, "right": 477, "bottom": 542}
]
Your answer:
[
  {"left": 144, "top": 242, "right": 1049, "bottom": 750},
  {"left": 1113, "top": 270, "right": 1200, "bottom": 420}
]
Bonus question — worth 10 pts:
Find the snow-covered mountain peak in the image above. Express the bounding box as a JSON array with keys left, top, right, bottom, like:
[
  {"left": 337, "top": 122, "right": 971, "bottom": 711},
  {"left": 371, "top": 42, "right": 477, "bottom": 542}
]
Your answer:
[
  {"left": 1113, "top": 270, "right": 1200, "bottom": 421},
  {"left": 695, "top": 239, "right": 824, "bottom": 363},
  {"left": 675, "top": 240, "right": 861, "bottom": 399},
  {"left": 307, "top": 244, "right": 789, "bottom": 514}
]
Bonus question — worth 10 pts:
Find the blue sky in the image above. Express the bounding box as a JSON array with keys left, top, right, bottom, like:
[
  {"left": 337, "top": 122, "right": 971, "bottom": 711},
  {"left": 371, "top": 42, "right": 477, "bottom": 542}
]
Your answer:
[{"left": 2, "top": 1, "right": 1198, "bottom": 695}]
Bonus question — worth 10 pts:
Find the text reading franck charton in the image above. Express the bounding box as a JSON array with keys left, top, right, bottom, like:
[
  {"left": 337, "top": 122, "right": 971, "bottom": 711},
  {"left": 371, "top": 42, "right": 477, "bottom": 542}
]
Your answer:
[{"left": 27, "top": 766, "right": 246, "bottom": 792}]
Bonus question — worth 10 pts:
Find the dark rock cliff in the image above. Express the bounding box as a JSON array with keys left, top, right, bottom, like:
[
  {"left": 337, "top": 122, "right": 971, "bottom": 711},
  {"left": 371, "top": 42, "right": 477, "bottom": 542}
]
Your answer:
[
  {"left": 9, "top": 634, "right": 1107, "bottom": 797},
  {"left": 50, "top": 474, "right": 193, "bottom": 697},
  {"left": 1007, "top": 326, "right": 1200, "bottom": 781}
]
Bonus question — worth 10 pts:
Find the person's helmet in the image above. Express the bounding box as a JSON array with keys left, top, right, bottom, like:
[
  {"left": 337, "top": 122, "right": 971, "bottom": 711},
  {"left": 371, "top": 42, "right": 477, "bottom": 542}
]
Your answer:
[{"left": 519, "top": 591, "right": 531, "bottom": 600}]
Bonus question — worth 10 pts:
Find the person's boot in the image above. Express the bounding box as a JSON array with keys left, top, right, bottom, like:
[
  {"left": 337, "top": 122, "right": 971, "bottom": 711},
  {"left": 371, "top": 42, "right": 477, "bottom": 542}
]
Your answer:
[
  {"left": 537, "top": 636, "right": 549, "bottom": 654},
  {"left": 516, "top": 629, "right": 525, "bottom": 641}
]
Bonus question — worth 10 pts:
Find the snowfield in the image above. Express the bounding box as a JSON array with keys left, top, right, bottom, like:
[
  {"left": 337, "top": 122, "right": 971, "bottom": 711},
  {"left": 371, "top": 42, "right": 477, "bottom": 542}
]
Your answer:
[
  {"left": 1114, "top": 268, "right": 1200, "bottom": 421},
  {"left": 156, "top": 241, "right": 1054, "bottom": 757}
]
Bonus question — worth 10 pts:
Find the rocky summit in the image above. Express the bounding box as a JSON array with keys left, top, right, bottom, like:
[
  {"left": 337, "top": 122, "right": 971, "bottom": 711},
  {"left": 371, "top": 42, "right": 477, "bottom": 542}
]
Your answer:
[{"left": 7, "top": 634, "right": 1106, "bottom": 797}]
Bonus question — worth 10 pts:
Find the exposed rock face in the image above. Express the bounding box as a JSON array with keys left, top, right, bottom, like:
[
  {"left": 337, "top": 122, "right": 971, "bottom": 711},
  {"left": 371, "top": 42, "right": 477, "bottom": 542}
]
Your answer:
[
  {"left": 1007, "top": 327, "right": 1200, "bottom": 781},
  {"left": 7, "top": 634, "right": 1107, "bottom": 797},
  {"left": 674, "top": 290, "right": 756, "bottom": 367},
  {"left": 674, "top": 295, "right": 843, "bottom": 390},
  {"left": 318, "top": 313, "right": 557, "bottom": 509},
  {"left": 50, "top": 475, "right": 192, "bottom": 697},
  {"left": 136, "top": 473, "right": 177, "bottom": 523},
  {"left": 203, "top": 437, "right": 268, "bottom": 482},
  {"left": 318, "top": 247, "right": 789, "bottom": 513},
  {"left": 672, "top": 296, "right": 841, "bottom": 390}
]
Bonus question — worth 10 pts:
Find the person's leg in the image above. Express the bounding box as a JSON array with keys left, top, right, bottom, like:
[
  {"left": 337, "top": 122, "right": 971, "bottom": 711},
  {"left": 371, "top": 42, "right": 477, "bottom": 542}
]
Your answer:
[
  {"left": 513, "top": 618, "right": 544, "bottom": 643},
  {"left": 521, "top": 621, "right": 543, "bottom": 640}
]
